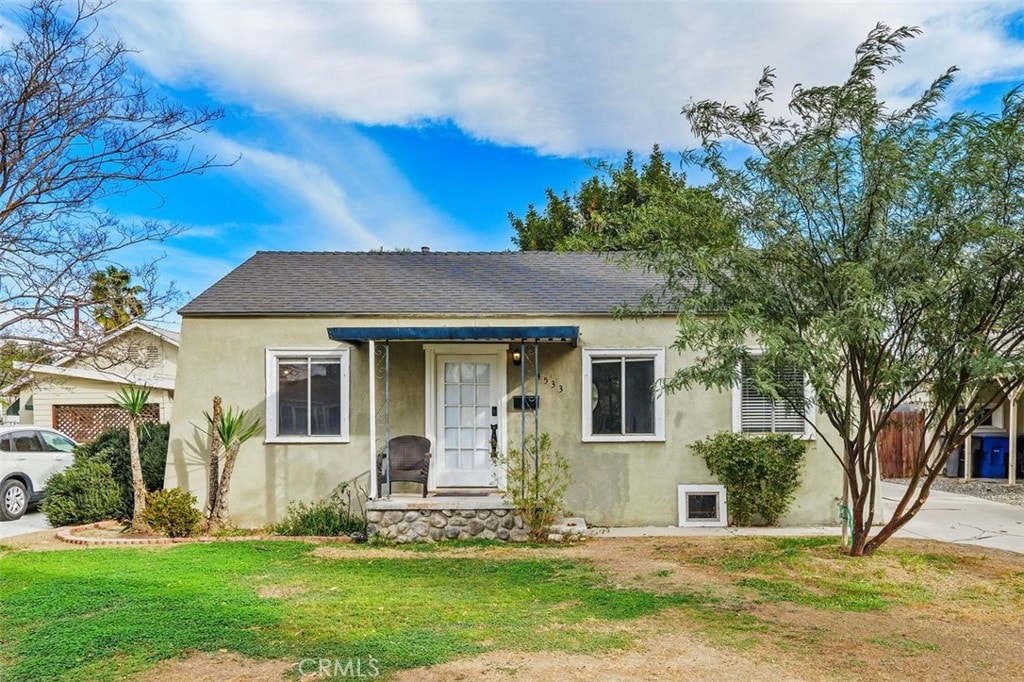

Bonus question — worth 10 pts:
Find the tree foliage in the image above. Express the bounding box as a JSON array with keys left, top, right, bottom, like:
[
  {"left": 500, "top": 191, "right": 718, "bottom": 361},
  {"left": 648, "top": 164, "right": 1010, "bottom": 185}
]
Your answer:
[
  {"left": 0, "top": 0, "right": 221, "bottom": 359},
  {"left": 89, "top": 266, "right": 145, "bottom": 331},
  {"left": 510, "top": 145, "right": 721, "bottom": 251},
  {"left": 630, "top": 24, "right": 1024, "bottom": 555}
]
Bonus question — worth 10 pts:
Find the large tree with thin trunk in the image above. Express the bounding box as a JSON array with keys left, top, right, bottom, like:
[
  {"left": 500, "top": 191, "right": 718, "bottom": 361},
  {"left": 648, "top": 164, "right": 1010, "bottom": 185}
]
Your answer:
[
  {"left": 0, "top": 0, "right": 222, "bottom": 387},
  {"left": 628, "top": 24, "right": 1024, "bottom": 556}
]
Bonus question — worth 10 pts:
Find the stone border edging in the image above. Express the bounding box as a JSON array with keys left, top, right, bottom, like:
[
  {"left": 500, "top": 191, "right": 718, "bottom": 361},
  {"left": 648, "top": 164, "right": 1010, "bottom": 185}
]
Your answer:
[{"left": 55, "top": 523, "right": 355, "bottom": 546}]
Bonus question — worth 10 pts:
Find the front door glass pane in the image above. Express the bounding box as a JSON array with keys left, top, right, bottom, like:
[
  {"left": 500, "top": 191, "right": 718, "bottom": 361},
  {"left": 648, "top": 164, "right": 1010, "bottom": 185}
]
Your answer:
[{"left": 443, "top": 361, "right": 492, "bottom": 473}]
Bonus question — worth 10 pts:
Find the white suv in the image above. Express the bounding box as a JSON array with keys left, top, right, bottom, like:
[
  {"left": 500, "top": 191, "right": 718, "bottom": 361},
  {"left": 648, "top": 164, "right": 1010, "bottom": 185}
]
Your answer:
[{"left": 0, "top": 426, "right": 77, "bottom": 521}]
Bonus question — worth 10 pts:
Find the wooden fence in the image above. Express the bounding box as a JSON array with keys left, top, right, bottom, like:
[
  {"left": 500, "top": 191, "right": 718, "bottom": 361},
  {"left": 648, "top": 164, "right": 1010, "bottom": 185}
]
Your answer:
[
  {"left": 877, "top": 410, "right": 926, "bottom": 478},
  {"left": 53, "top": 403, "right": 160, "bottom": 443}
]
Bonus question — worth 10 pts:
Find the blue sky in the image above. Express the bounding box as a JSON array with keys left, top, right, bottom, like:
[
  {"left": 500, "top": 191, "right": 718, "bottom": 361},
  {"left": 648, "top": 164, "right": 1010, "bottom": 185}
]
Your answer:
[{"left": 8, "top": 1, "right": 1024, "bottom": 324}]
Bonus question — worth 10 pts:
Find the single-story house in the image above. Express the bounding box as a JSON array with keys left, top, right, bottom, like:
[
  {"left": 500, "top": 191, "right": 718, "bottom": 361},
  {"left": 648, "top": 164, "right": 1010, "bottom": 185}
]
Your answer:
[
  {"left": 945, "top": 381, "right": 1024, "bottom": 484},
  {"left": 3, "top": 322, "right": 177, "bottom": 442},
  {"left": 165, "top": 251, "right": 842, "bottom": 530}
]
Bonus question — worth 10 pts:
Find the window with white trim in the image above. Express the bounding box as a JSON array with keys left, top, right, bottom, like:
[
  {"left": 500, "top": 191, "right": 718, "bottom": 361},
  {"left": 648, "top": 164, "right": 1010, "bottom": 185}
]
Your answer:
[
  {"left": 732, "top": 355, "right": 811, "bottom": 435},
  {"left": 583, "top": 348, "right": 665, "bottom": 441},
  {"left": 266, "top": 349, "right": 350, "bottom": 442}
]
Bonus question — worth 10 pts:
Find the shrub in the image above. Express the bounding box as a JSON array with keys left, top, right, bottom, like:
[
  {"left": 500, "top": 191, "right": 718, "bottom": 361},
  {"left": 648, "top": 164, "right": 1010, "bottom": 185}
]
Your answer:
[
  {"left": 690, "top": 431, "right": 806, "bottom": 526},
  {"left": 41, "top": 459, "right": 122, "bottom": 526},
  {"left": 494, "top": 433, "right": 570, "bottom": 542},
  {"left": 272, "top": 483, "right": 365, "bottom": 536},
  {"left": 142, "top": 488, "right": 201, "bottom": 538},
  {"left": 75, "top": 423, "right": 169, "bottom": 519}
]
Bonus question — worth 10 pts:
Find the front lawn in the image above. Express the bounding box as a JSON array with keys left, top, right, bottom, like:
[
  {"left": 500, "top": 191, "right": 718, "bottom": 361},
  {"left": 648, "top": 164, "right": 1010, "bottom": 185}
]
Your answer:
[
  {"left": 2, "top": 536, "right": 1023, "bottom": 680},
  {"left": 0, "top": 541, "right": 685, "bottom": 680}
]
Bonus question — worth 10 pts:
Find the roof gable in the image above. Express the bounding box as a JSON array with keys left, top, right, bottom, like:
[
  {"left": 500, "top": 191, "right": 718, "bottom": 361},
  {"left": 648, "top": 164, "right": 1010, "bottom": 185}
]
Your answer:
[{"left": 179, "top": 251, "right": 664, "bottom": 317}]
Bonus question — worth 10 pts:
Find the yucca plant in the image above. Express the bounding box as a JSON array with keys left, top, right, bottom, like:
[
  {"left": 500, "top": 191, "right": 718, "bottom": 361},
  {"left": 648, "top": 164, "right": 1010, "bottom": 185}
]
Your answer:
[
  {"left": 202, "top": 398, "right": 262, "bottom": 533},
  {"left": 111, "top": 385, "right": 152, "bottom": 531}
]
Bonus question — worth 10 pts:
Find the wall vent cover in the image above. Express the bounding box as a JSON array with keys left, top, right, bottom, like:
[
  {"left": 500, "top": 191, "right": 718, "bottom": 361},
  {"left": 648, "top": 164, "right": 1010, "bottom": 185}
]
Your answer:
[{"left": 677, "top": 484, "right": 728, "bottom": 527}]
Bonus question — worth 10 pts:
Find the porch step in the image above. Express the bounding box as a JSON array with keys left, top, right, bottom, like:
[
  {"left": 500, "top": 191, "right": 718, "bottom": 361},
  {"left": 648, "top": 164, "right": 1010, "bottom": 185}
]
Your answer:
[{"left": 548, "top": 517, "right": 591, "bottom": 541}]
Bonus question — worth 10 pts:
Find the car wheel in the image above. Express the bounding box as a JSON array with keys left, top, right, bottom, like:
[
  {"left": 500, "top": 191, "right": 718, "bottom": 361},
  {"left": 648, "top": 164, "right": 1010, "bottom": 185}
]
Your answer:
[{"left": 0, "top": 479, "right": 28, "bottom": 521}]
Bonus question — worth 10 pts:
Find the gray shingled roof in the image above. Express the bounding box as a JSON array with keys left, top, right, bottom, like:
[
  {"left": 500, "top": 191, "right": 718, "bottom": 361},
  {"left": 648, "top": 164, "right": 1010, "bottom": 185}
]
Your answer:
[{"left": 179, "top": 251, "right": 665, "bottom": 316}]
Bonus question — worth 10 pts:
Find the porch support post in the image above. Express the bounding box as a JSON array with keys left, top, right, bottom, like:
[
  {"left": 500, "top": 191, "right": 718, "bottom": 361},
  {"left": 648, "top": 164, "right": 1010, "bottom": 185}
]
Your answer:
[
  {"left": 369, "top": 340, "right": 377, "bottom": 499},
  {"left": 533, "top": 342, "right": 540, "bottom": 497},
  {"left": 384, "top": 341, "right": 391, "bottom": 497},
  {"left": 519, "top": 340, "right": 527, "bottom": 499},
  {"left": 1009, "top": 388, "right": 1019, "bottom": 485}
]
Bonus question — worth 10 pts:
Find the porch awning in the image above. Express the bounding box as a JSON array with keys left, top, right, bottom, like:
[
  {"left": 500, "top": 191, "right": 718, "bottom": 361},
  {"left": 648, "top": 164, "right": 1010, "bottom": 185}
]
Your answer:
[{"left": 327, "top": 325, "right": 579, "bottom": 346}]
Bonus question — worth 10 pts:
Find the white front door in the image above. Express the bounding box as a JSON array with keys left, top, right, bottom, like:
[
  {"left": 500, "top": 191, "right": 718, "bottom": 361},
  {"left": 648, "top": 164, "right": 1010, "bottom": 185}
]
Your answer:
[{"left": 434, "top": 354, "right": 501, "bottom": 487}]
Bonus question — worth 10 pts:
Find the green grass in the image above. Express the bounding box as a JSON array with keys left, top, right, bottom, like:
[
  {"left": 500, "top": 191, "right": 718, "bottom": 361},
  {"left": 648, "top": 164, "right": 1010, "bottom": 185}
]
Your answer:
[
  {"left": 0, "top": 542, "right": 688, "bottom": 681},
  {"left": 683, "top": 536, "right": 944, "bottom": 612},
  {"left": 736, "top": 576, "right": 889, "bottom": 612}
]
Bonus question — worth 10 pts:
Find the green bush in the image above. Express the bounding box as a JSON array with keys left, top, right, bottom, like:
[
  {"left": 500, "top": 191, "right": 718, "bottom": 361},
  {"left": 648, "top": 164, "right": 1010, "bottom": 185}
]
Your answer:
[
  {"left": 142, "top": 488, "right": 201, "bottom": 538},
  {"left": 494, "top": 433, "right": 571, "bottom": 542},
  {"left": 41, "top": 459, "right": 122, "bottom": 526},
  {"left": 271, "top": 483, "right": 365, "bottom": 536},
  {"left": 74, "top": 423, "right": 168, "bottom": 518},
  {"left": 690, "top": 431, "right": 806, "bottom": 526}
]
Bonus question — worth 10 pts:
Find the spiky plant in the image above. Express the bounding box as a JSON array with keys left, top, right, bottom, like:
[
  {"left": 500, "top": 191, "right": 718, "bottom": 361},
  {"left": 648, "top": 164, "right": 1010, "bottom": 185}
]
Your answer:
[
  {"left": 111, "top": 385, "right": 152, "bottom": 531},
  {"left": 202, "top": 401, "right": 262, "bottom": 532}
]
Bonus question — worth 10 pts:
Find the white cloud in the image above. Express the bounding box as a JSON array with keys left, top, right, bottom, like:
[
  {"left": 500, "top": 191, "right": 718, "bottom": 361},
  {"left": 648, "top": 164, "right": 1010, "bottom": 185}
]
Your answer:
[
  {"left": 199, "top": 123, "right": 480, "bottom": 251},
  {"left": 105, "top": 1, "right": 1024, "bottom": 156}
]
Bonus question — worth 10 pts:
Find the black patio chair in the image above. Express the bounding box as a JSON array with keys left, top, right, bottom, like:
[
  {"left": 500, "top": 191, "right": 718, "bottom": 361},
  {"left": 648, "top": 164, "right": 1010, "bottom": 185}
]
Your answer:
[{"left": 376, "top": 435, "right": 432, "bottom": 497}]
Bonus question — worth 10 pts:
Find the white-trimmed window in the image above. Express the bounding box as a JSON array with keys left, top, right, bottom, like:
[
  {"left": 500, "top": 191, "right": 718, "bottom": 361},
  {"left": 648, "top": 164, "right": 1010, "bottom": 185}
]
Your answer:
[
  {"left": 266, "top": 349, "right": 350, "bottom": 443},
  {"left": 732, "top": 355, "right": 813, "bottom": 436},
  {"left": 583, "top": 348, "right": 665, "bottom": 442}
]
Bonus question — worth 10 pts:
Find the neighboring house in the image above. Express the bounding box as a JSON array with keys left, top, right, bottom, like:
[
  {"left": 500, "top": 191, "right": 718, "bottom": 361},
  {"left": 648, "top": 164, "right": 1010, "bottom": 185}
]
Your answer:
[
  {"left": 949, "top": 385, "right": 1024, "bottom": 484},
  {"left": 166, "top": 251, "right": 842, "bottom": 529},
  {"left": 3, "top": 322, "right": 178, "bottom": 443}
]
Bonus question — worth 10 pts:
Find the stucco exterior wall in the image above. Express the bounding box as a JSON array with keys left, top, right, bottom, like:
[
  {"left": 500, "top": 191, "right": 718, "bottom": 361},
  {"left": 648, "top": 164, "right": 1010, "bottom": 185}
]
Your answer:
[{"left": 167, "top": 315, "right": 842, "bottom": 528}]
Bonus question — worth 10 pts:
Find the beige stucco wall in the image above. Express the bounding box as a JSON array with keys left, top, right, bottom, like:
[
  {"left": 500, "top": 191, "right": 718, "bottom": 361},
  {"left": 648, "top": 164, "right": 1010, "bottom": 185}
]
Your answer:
[{"left": 167, "top": 315, "right": 843, "bottom": 528}]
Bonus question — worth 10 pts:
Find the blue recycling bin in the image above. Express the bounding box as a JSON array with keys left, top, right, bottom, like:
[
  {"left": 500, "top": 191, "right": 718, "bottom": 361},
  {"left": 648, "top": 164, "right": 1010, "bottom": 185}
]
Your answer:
[{"left": 977, "top": 436, "right": 1009, "bottom": 478}]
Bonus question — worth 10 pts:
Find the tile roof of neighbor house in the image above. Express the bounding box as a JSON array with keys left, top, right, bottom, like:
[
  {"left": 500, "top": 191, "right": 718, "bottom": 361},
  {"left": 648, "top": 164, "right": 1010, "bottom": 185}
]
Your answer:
[{"left": 179, "top": 251, "right": 666, "bottom": 316}]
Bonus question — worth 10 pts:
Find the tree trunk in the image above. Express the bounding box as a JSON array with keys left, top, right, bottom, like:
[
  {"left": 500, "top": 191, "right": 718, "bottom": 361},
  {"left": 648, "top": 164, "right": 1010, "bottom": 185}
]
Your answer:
[
  {"left": 128, "top": 417, "right": 149, "bottom": 532},
  {"left": 202, "top": 396, "right": 223, "bottom": 533},
  {"left": 209, "top": 439, "right": 240, "bottom": 532}
]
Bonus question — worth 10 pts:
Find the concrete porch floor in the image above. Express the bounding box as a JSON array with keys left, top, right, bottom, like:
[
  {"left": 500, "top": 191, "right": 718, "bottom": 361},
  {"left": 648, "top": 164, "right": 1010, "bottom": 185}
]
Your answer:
[{"left": 367, "top": 491, "right": 511, "bottom": 512}]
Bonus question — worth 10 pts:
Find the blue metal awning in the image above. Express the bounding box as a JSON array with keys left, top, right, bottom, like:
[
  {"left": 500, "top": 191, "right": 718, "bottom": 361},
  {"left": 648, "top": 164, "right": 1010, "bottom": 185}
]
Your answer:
[{"left": 327, "top": 325, "right": 579, "bottom": 346}]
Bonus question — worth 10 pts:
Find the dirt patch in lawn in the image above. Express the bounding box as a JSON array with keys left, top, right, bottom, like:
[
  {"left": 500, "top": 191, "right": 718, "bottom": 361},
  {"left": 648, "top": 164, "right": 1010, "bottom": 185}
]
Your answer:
[
  {"left": 391, "top": 610, "right": 799, "bottom": 682},
  {"left": 133, "top": 652, "right": 293, "bottom": 682}
]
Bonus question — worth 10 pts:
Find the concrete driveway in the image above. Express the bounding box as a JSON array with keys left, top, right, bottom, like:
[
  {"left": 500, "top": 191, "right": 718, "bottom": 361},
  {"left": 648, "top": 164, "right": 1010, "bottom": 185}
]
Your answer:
[
  {"left": 881, "top": 481, "right": 1024, "bottom": 554},
  {"left": 0, "top": 511, "right": 53, "bottom": 540}
]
